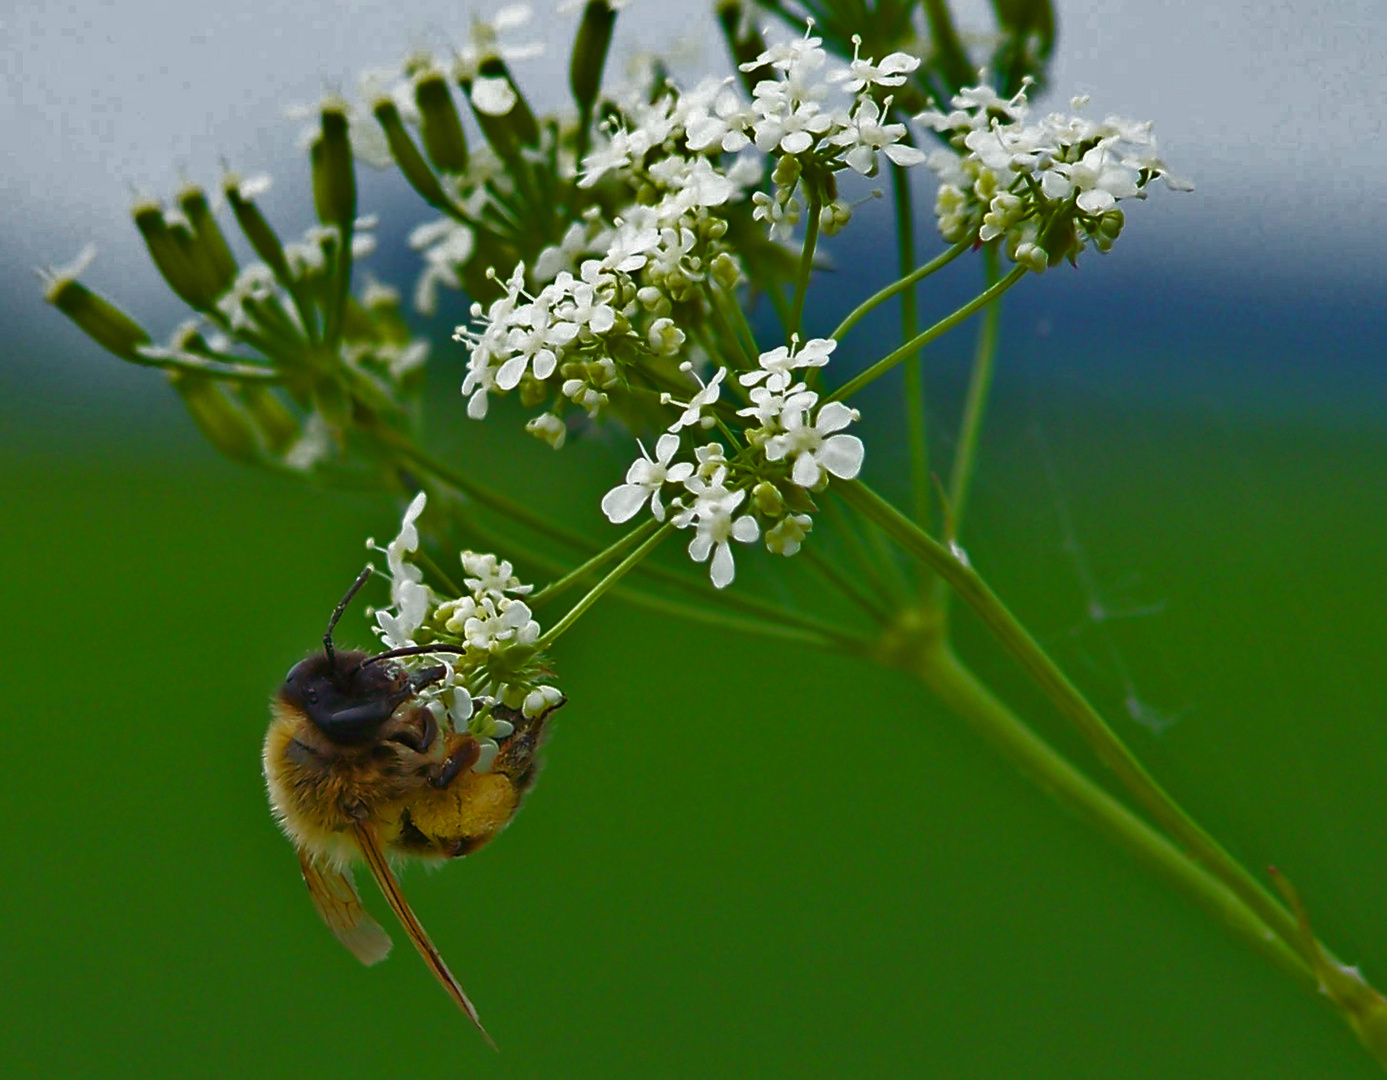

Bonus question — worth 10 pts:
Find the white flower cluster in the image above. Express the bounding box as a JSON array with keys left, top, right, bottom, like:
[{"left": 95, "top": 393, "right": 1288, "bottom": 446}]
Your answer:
[
  {"left": 731, "top": 30, "right": 927, "bottom": 239},
  {"left": 369, "top": 492, "right": 560, "bottom": 769},
  {"left": 601, "top": 337, "right": 863, "bottom": 588},
  {"left": 455, "top": 106, "right": 759, "bottom": 446},
  {"left": 916, "top": 82, "right": 1191, "bottom": 270}
]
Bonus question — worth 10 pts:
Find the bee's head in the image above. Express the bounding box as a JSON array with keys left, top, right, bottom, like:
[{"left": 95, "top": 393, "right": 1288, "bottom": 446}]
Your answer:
[
  {"left": 280, "top": 563, "right": 464, "bottom": 745},
  {"left": 279, "top": 651, "right": 420, "bottom": 745}
]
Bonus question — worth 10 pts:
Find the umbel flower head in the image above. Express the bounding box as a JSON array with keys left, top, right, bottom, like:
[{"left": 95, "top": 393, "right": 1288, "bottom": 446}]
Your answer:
[
  {"left": 367, "top": 492, "right": 560, "bottom": 769},
  {"left": 917, "top": 81, "right": 1191, "bottom": 270}
]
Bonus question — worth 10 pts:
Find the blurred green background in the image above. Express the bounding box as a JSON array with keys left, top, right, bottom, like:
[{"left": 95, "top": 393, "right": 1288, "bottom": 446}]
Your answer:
[{"left": 6, "top": 225, "right": 1387, "bottom": 1078}]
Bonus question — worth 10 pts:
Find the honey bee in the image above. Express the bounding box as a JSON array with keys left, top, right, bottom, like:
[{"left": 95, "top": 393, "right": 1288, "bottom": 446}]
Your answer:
[{"left": 263, "top": 566, "right": 561, "bottom": 1044}]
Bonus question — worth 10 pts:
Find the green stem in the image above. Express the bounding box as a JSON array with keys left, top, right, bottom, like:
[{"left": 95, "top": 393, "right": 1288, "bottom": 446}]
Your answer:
[
  {"left": 529, "top": 518, "right": 661, "bottom": 606},
  {"left": 453, "top": 509, "right": 862, "bottom": 651},
  {"left": 820, "top": 493, "right": 897, "bottom": 608},
  {"left": 800, "top": 547, "right": 890, "bottom": 624},
  {"left": 384, "top": 428, "right": 857, "bottom": 643},
  {"left": 891, "top": 163, "right": 930, "bottom": 532},
  {"left": 831, "top": 240, "right": 969, "bottom": 342},
  {"left": 539, "top": 523, "right": 674, "bottom": 647},
  {"left": 839, "top": 478, "right": 1320, "bottom": 972},
  {"left": 905, "top": 642, "right": 1314, "bottom": 991},
  {"left": 829, "top": 266, "right": 1029, "bottom": 404},
  {"left": 376, "top": 427, "right": 598, "bottom": 554},
  {"left": 943, "top": 242, "right": 1003, "bottom": 541},
  {"left": 789, "top": 193, "right": 822, "bottom": 339}
]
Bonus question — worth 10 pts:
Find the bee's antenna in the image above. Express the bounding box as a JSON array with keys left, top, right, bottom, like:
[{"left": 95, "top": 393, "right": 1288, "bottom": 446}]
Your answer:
[
  {"left": 325, "top": 564, "right": 375, "bottom": 669},
  {"left": 357, "top": 644, "right": 469, "bottom": 670}
]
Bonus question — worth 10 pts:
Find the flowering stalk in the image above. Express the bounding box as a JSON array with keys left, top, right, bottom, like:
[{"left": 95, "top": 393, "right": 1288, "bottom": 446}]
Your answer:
[{"left": 46, "top": 0, "right": 1385, "bottom": 1067}]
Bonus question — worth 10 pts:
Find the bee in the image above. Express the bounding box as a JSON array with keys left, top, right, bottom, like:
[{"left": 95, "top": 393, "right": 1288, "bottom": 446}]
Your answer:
[{"left": 263, "top": 566, "right": 561, "bottom": 1044}]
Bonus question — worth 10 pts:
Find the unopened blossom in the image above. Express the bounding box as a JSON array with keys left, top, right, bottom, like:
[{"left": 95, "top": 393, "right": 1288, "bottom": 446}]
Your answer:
[
  {"left": 765, "top": 513, "right": 813, "bottom": 556},
  {"left": 601, "top": 433, "right": 694, "bottom": 522}
]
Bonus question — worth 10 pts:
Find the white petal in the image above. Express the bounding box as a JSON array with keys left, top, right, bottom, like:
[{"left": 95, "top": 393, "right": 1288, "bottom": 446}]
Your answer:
[
  {"left": 791, "top": 452, "right": 822, "bottom": 488},
  {"left": 819, "top": 434, "right": 865, "bottom": 479},
  {"left": 600, "top": 484, "right": 648, "bottom": 523},
  {"left": 495, "top": 354, "right": 527, "bottom": 390},
  {"left": 654, "top": 431, "right": 681, "bottom": 464},
  {"left": 709, "top": 541, "right": 736, "bottom": 588},
  {"left": 1076, "top": 188, "right": 1115, "bottom": 214},
  {"left": 688, "top": 533, "right": 713, "bottom": 563},
  {"left": 730, "top": 515, "right": 759, "bottom": 543},
  {"left": 815, "top": 401, "right": 858, "bottom": 434},
  {"left": 883, "top": 143, "right": 926, "bottom": 167}
]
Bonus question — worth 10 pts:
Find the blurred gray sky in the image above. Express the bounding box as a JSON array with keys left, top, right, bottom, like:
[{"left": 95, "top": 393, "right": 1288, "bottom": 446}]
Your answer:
[{"left": 5, "top": 0, "right": 1384, "bottom": 303}]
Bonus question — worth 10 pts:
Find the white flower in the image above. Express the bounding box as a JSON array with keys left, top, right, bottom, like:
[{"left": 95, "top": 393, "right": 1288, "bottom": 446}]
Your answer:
[
  {"left": 460, "top": 550, "right": 533, "bottom": 599},
  {"left": 740, "top": 336, "right": 836, "bottom": 389},
  {"left": 1040, "top": 143, "right": 1140, "bottom": 213},
  {"left": 463, "top": 596, "right": 540, "bottom": 651},
  {"left": 765, "top": 513, "right": 813, "bottom": 556},
  {"left": 497, "top": 288, "right": 580, "bottom": 389},
  {"left": 662, "top": 364, "right": 726, "bottom": 432},
  {"left": 751, "top": 190, "right": 800, "bottom": 241},
  {"left": 601, "top": 432, "right": 695, "bottom": 523},
  {"left": 371, "top": 493, "right": 433, "bottom": 647},
  {"left": 831, "top": 96, "right": 925, "bottom": 175},
  {"left": 835, "top": 39, "right": 921, "bottom": 93},
  {"left": 409, "top": 217, "right": 476, "bottom": 315},
  {"left": 764, "top": 401, "right": 864, "bottom": 488},
  {"left": 672, "top": 479, "right": 759, "bottom": 589}
]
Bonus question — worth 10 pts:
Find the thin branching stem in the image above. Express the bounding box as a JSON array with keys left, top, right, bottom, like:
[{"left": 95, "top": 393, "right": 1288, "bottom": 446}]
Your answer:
[
  {"left": 830, "top": 240, "right": 969, "bottom": 342},
  {"left": 828, "top": 265, "right": 1028, "bottom": 403}
]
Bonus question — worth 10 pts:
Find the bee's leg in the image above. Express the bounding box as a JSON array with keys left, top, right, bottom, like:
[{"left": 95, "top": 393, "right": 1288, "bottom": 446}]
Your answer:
[{"left": 431, "top": 733, "right": 481, "bottom": 790}]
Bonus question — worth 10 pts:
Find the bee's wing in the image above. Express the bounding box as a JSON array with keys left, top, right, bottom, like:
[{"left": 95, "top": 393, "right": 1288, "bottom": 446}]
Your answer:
[
  {"left": 353, "top": 822, "right": 496, "bottom": 1048},
  {"left": 297, "top": 849, "right": 393, "bottom": 966}
]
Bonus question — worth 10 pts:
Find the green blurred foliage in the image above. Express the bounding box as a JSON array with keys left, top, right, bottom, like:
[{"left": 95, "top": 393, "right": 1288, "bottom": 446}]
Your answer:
[{"left": 3, "top": 323, "right": 1386, "bottom": 1077}]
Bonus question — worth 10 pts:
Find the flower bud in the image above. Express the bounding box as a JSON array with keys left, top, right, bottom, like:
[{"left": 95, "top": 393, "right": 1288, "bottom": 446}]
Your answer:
[
  {"left": 526, "top": 412, "right": 567, "bottom": 449},
  {"left": 647, "top": 317, "right": 685, "bottom": 356},
  {"left": 751, "top": 480, "right": 786, "bottom": 516},
  {"left": 177, "top": 184, "right": 238, "bottom": 297},
  {"left": 771, "top": 154, "right": 801, "bottom": 190},
  {"left": 223, "top": 175, "right": 293, "bottom": 284},
  {"left": 414, "top": 71, "right": 470, "bottom": 173},
  {"left": 42, "top": 248, "right": 153, "bottom": 363},
  {"left": 1092, "top": 207, "right": 1124, "bottom": 252},
  {"left": 819, "top": 200, "right": 852, "bottom": 236},
  {"left": 462, "top": 57, "right": 539, "bottom": 158},
  {"left": 133, "top": 198, "right": 218, "bottom": 310},
  {"left": 373, "top": 98, "right": 456, "bottom": 212},
  {"left": 311, "top": 103, "right": 357, "bottom": 230},
  {"left": 569, "top": 1, "right": 617, "bottom": 118},
  {"left": 710, "top": 252, "right": 741, "bottom": 290},
  {"left": 170, "top": 372, "right": 260, "bottom": 463}
]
